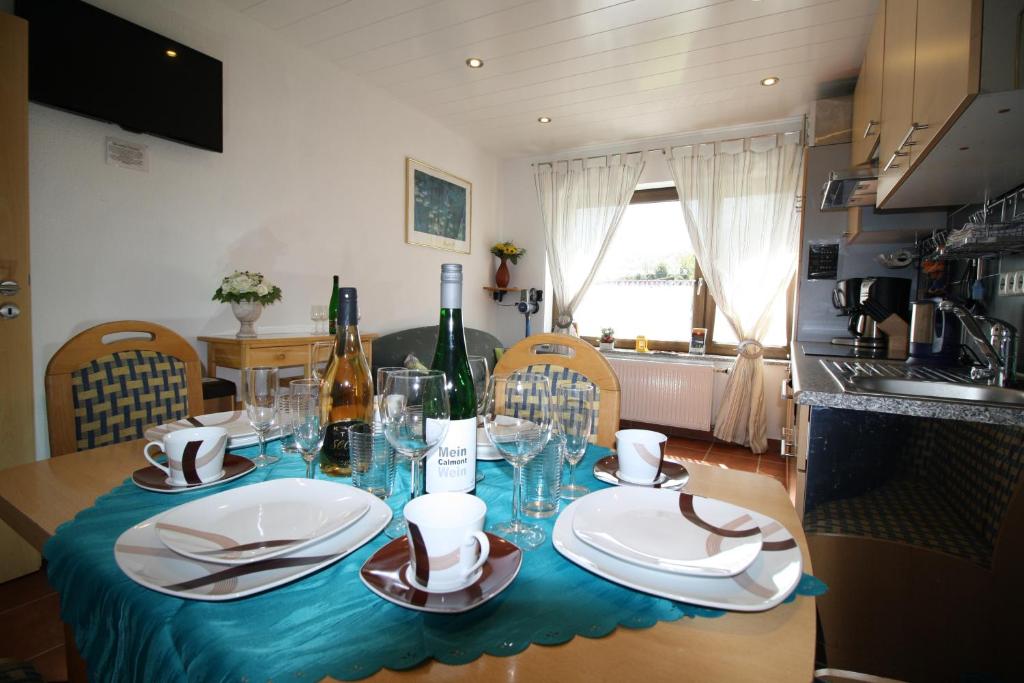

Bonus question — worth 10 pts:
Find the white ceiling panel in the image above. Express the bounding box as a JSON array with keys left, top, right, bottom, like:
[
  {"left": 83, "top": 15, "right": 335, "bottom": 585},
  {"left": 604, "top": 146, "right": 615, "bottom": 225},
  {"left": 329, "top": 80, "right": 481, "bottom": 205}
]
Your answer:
[{"left": 227, "top": 0, "right": 879, "bottom": 156}]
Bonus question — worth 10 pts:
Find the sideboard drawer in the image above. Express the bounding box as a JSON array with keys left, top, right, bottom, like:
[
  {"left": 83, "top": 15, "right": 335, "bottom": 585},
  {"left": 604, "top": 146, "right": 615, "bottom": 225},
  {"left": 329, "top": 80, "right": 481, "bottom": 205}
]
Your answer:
[{"left": 248, "top": 345, "right": 309, "bottom": 367}]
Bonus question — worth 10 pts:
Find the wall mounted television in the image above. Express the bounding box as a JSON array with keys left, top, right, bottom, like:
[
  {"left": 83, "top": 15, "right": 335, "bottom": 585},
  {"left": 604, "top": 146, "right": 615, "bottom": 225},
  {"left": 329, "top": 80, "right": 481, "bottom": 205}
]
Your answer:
[{"left": 15, "top": 0, "right": 223, "bottom": 153}]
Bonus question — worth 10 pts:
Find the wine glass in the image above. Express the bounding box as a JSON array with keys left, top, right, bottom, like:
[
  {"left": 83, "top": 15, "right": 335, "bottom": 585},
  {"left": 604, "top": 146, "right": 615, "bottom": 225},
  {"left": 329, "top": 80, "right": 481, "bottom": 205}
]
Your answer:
[
  {"left": 289, "top": 379, "right": 326, "bottom": 479},
  {"left": 483, "top": 372, "right": 552, "bottom": 550},
  {"left": 310, "top": 305, "right": 320, "bottom": 334},
  {"left": 557, "top": 382, "right": 595, "bottom": 500},
  {"left": 310, "top": 340, "right": 334, "bottom": 381},
  {"left": 467, "top": 355, "right": 489, "bottom": 483},
  {"left": 244, "top": 366, "right": 280, "bottom": 467},
  {"left": 380, "top": 369, "right": 450, "bottom": 538}
]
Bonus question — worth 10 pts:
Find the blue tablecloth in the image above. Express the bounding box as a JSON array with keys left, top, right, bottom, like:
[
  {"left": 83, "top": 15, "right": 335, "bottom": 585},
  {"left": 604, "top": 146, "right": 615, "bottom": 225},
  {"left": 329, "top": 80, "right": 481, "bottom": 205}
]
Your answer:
[{"left": 44, "top": 442, "right": 824, "bottom": 682}]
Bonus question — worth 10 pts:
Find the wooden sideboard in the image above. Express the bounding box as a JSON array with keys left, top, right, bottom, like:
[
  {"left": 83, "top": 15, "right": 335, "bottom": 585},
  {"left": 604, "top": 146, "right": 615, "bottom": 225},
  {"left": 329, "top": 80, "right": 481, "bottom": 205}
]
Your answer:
[{"left": 198, "top": 333, "right": 378, "bottom": 379}]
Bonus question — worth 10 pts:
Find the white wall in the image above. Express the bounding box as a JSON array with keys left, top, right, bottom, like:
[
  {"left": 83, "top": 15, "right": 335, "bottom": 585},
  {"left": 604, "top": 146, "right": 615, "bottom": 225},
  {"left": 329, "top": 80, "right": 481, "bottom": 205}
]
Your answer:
[{"left": 26, "top": 0, "right": 501, "bottom": 457}]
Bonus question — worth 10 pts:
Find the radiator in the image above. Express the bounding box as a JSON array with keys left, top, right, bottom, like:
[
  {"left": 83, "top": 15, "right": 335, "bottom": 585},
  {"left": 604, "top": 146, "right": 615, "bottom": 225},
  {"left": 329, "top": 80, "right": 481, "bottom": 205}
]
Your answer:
[{"left": 607, "top": 358, "right": 715, "bottom": 431}]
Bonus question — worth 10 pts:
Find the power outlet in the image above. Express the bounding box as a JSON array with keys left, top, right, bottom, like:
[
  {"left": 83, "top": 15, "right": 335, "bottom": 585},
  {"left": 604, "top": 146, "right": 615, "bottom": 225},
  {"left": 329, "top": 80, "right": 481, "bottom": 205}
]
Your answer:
[{"left": 997, "top": 270, "right": 1024, "bottom": 296}]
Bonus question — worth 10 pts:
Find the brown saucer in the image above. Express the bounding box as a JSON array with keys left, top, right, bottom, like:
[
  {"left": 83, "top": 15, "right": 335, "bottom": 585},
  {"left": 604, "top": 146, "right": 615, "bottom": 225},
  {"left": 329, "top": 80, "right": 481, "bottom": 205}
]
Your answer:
[
  {"left": 131, "top": 454, "right": 256, "bottom": 493},
  {"left": 359, "top": 532, "right": 522, "bottom": 613},
  {"left": 593, "top": 455, "right": 689, "bottom": 490}
]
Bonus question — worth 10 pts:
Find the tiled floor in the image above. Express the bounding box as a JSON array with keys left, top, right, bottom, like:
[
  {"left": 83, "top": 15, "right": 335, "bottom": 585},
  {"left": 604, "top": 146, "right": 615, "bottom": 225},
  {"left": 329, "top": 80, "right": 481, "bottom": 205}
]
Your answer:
[
  {"left": 0, "top": 438, "right": 784, "bottom": 682},
  {"left": 0, "top": 566, "right": 66, "bottom": 681},
  {"left": 665, "top": 435, "right": 789, "bottom": 490}
]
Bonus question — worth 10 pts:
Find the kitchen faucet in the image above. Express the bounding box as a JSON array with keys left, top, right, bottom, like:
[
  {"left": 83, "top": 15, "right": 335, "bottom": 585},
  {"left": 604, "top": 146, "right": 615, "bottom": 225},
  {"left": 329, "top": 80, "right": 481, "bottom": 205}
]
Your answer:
[{"left": 938, "top": 300, "right": 1018, "bottom": 387}]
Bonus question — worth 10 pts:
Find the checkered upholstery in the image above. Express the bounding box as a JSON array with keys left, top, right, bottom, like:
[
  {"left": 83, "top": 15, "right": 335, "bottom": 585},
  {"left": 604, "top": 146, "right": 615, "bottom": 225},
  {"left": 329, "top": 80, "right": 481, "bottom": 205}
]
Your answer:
[
  {"left": 804, "top": 477, "right": 991, "bottom": 566},
  {"left": 507, "top": 364, "right": 601, "bottom": 440},
  {"left": 70, "top": 350, "right": 190, "bottom": 451}
]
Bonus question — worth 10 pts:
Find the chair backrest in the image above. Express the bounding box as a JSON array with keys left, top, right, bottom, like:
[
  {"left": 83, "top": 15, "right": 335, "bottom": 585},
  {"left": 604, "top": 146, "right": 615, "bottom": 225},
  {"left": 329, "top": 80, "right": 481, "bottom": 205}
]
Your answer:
[
  {"left": 493, "top": 333, "right": 620, "bottom": 448},
  {"left": 45, "top": 321, "right": 203, "bottom": 456},
  {"left": 371, "top": 325, "right": 504, "bottom": 376}
]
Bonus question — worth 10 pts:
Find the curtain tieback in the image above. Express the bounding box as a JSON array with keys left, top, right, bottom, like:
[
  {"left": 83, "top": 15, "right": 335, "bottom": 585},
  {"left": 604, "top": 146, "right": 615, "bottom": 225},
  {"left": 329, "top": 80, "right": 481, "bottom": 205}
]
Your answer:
[{"left": 737, "top": 340, "right": 764, "bottom": 360}]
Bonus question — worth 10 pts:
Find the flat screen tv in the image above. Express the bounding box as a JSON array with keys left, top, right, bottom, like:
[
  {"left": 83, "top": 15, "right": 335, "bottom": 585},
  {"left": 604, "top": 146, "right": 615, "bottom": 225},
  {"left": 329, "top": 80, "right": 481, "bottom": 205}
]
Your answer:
[{"left": 16, "top": 0, "right": 223, "bottom": 153}]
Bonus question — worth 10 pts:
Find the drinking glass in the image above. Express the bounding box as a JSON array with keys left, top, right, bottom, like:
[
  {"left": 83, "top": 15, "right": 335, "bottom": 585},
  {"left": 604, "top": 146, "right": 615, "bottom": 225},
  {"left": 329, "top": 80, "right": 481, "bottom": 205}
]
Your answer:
[
  {"left": 289, "top": 379, "right": 325, "bottom": 479},
  {"left": 277, "top": 389, "right": 298, "bottom": 453},
  {"left": 483, "top": 372, "right": 552, "bottom": 550},
  {"left": 380, "top": 369, "right": 450, "bottom": 538},
  {"left": 557, "top": 382, "right": 596, "bottom": 500},
  {"left": 467, "top": 355, "right": 489, "bottom": 483},
  {"left": 310, "top": 340, "right": 334, "bottom": 381},
  {"left": 244, "top": 366, "right": 279, "bottom": 467}
]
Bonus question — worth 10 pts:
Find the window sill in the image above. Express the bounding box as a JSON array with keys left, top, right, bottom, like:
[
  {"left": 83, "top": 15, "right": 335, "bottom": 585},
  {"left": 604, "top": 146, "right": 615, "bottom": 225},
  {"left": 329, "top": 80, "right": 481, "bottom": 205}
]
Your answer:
[{"left": 598, "top": 348, "right": 790, "bottom": 366}]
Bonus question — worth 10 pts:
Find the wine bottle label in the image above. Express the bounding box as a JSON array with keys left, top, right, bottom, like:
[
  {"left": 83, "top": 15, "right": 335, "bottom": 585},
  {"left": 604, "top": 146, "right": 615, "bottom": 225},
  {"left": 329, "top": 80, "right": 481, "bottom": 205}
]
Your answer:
[{"left": 425, "top": 417, "right": 477, "bottom": 494}]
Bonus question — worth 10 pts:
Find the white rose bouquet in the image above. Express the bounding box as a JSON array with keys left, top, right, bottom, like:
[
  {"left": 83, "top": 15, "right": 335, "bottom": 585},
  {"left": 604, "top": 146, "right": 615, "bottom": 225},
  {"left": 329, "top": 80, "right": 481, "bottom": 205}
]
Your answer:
[{"left": 212, "top": 270, "right": 283, "bottom": 305}]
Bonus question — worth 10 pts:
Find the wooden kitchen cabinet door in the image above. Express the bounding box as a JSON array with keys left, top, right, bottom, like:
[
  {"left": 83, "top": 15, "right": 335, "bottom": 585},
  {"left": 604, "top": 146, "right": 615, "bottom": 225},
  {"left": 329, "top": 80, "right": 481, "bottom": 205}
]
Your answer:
[
  {"left": 876, "top": 0, "right": 917, "bottom": 206},
  {"left": 910, "top": 0, "right": 982, "bottom": 159},
  {"left": 851, "top": 0, "right": 885, "bottom": 166}
]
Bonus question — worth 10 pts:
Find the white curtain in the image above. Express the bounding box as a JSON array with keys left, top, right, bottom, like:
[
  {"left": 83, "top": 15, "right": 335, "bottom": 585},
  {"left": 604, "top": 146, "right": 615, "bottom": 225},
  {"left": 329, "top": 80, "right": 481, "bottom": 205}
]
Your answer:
[
  {"left": 668, "top": 134, "right": 804, "bottom": 453},
  {"left": 534, "top": 153, "right": 645, "bottom": 331}
]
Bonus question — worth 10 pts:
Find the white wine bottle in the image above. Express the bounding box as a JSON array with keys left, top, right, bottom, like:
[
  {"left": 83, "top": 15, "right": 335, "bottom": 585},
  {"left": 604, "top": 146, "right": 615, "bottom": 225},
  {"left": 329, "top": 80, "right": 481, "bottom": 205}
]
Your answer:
[
  {"left": 427, "top": 264, "right": 477, "bottom": 494},
  {"left": 319, "top": 287, "right": 373, "bottom": 477}
]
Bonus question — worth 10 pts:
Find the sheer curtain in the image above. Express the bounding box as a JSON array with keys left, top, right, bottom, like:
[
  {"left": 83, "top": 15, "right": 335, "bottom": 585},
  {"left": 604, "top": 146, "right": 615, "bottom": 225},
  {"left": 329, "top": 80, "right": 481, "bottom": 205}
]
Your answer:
[
  {"left": 534, "top": 153, "right": 645, "bottom": 332},
  {"left": 668, "top": 134, "right": 804, "bottom": 453}
]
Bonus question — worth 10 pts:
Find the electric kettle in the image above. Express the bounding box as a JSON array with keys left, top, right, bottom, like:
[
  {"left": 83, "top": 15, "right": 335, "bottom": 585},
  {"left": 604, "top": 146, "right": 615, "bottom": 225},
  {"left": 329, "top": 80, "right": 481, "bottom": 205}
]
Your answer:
[{"left": 907, "top": 299, "right": 961, "bottom": 365}]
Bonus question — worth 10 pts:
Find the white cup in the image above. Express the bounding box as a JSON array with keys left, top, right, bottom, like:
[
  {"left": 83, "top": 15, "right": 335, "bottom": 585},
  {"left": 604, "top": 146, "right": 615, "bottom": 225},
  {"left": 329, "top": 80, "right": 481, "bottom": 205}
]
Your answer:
[
  {"left": 143, "top": 427, "right": 228, "bottom": 487},
  {"left": 404, "top": 492, "right": 490, "bottom": 593},
  {"left": 615, "top": 429, "right": 668, "bottom": 484}
]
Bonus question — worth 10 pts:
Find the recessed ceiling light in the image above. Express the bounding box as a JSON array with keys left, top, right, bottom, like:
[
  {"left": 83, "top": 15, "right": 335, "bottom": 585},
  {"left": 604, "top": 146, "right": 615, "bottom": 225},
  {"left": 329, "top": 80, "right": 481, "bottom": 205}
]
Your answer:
[
  {"left": 538, "top": 116, "right": 552, "bottom": 124},
  {"left": 465, "top": 57, "right": 484, "bottom": 68},
  {"left": 165, "top": 49, "right": 178, "bottom": 58},
  {"left": 760, "top": 76, "right": 780, "bottom": 86}
]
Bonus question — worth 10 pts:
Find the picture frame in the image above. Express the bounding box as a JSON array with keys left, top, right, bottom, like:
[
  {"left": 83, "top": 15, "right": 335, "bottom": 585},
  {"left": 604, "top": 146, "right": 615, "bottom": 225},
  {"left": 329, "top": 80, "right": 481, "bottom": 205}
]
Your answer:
[{"left": 405, "top": 157, "right": 472, "bottom": 254}]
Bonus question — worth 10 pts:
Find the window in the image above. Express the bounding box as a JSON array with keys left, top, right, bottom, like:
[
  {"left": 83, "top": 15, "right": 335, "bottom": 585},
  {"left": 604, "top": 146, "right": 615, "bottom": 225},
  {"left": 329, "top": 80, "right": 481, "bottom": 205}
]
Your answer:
[{"left": 572, "top": 187, "right": 792, "bottom": 357}]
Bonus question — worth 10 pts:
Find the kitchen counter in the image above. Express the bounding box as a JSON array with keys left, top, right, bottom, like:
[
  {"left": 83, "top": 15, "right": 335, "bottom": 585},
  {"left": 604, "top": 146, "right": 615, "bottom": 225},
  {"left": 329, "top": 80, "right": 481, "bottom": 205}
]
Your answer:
[{"left": 790, "top": 343, "right": 1024, "bottom": 426}]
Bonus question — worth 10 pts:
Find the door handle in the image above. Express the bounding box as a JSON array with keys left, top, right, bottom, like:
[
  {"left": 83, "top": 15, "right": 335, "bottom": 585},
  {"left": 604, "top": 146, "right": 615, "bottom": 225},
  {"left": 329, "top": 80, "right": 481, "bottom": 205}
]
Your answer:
[
  {"left": 0, "top": 303, "right": 21, "bottom": 319},
  {"left": 883, "top": 150, "right": 908, "bottom": 173},
  {"left": 897, "top": 123, "right": 928, "bottom": 150},
  {"left": 0, "top": 280, "right": 20, "bottom": 296},
  {"left": 862, "top": 120, "right": 878, "bottom": 138}
]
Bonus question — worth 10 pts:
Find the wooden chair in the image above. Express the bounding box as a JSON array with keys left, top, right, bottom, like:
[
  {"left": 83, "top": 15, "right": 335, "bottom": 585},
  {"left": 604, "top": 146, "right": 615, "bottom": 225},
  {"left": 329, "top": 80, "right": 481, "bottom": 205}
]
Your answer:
[
  {"left": 493, "top": 333, "right": 620, "bottom": 448},
  {"left": 45, "top": 321, "right": 203, "bottom": 457}
]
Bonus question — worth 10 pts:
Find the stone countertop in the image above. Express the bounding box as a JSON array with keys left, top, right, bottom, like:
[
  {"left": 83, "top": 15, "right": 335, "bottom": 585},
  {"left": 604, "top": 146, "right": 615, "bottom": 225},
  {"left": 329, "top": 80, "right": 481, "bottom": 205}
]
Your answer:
[{"left": 791, "top": 343, "right": 1024, "bottom": 426}]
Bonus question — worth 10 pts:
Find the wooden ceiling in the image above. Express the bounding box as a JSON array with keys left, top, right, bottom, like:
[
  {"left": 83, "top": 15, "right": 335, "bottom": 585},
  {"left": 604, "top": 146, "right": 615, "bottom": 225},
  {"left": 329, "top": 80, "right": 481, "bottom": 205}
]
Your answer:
[{"left": 223, "top": 0, "right": 879, "bottom": 157}]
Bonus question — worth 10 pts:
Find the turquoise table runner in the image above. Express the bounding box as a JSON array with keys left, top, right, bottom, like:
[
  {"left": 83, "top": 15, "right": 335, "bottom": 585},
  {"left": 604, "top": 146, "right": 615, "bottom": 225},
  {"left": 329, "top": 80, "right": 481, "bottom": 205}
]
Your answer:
[{"left": 44, "top": 443, "right": 825, "bottom": 682}]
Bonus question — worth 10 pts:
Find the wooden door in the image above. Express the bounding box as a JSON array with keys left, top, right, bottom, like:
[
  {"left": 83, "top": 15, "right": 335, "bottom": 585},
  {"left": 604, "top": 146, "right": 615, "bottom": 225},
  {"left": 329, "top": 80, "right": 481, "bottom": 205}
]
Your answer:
[
  {"left": 0, "top": 13, "right": 41, "bottom": 582},
  {"left": 850, "top": 0, "right": 885, "bottom": 165},
  {"left": 910, "top": 0, "right": 982, "bottom": 160},
  {"left": 876, "top": 0, "right": 917, "bottom": 206}
]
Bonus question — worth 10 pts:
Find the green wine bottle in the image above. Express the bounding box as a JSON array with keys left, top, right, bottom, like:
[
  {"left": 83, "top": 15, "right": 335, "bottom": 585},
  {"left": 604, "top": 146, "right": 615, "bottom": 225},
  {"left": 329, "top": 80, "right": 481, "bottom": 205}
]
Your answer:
[
  {"left": 428, "top": 264, "right": 477, "bottom": 494},
  {"left": 328, "top": 275, "right": 339, "bottom": 336},
  {"left": 319, "top": 287, "right": 372, "bottom": 477}
]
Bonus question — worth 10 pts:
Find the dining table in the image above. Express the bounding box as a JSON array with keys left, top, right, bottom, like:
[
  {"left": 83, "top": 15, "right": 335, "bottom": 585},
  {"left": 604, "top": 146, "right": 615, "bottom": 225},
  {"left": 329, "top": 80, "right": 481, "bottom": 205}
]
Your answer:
[{"left": 0, "top": 439, "right": 816, "bottom": 682}]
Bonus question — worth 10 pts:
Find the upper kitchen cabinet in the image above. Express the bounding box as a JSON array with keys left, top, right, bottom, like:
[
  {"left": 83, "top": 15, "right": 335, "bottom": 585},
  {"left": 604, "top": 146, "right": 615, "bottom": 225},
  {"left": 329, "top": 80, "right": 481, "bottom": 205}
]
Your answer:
[
  {"left": 875, "top": 0, "right": 921, "bottom": 203},
  {"left": 867, "top": 0, "right": 1024, "bottom": 209},
  {"left": 850, "top": 1, "right": 885, "bottom": 166}
]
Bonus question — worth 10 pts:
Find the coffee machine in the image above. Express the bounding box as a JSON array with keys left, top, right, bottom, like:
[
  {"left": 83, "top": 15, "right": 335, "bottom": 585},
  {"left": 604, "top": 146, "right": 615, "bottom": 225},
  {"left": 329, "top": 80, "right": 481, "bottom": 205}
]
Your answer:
[{"left": 832, "top": 277, "right": 912, "bottom": 355}]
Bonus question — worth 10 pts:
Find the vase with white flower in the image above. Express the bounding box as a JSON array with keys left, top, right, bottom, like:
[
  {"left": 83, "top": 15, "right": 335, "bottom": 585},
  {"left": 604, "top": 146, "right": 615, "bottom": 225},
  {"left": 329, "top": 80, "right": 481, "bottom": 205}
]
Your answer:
[
  {"left": 490, "top": 241, "right": 526, "bottom": 288},
  {"left": 212, "top": 270, "right": 283, "bottom": 338}
]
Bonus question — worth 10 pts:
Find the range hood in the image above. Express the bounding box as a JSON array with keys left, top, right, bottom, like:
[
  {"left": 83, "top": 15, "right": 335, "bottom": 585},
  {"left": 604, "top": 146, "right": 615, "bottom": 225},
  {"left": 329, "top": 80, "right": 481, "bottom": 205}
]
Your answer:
[{"left": 820, "top": 167, "right": 877, "bottom": 211}]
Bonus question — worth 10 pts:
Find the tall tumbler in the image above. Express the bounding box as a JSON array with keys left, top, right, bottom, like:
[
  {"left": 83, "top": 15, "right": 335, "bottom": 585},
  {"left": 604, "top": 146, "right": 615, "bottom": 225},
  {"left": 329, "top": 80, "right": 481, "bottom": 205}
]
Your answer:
[
  {"left": 348, "top": 421, "right": 396, "bottom": 499},
  {"left": 522, "top": 432, "right": 564, "bottom": 518}
]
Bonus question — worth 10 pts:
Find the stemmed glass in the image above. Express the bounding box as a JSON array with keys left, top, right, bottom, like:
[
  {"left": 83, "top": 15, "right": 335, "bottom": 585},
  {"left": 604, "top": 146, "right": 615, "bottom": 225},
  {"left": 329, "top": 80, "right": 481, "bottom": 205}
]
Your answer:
[
  {"left": 310, "top": 340, "right": 334, "bottom": 381},
  {"left": 467, "top": 355, "right": 489, "bottom": 483},
  {"left": 483, "top": 372, "right": 552, "bottom": 550},
  {"left": 289, "top": 379, "right": 326, "bottom": 479},
  {"left": 380, "top": 369, "right": 450, "bottom": 538},
  {"left": 244, "top": 366, "right": 280, "bottom": 467},
  {"left": 557, "top": 382, "right": 596, "bottom": 500},
  {"left": 310, "top": 305, "right": 327, "bottom": 334}
]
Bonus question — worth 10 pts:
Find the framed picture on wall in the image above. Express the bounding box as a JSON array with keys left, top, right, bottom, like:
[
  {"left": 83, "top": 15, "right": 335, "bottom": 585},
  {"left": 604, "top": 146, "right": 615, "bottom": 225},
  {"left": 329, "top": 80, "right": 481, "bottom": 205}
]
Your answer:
[{"left": 405, "top": 158, "right": 472, "bottom": 254}]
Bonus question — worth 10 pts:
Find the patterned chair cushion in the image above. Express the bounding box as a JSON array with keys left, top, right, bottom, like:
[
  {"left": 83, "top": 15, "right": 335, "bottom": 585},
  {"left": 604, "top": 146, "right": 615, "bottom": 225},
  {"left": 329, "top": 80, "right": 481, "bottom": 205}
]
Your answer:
[
  {"left": 0, "top": 659, "right": 43, "bottom": 683},
  {"left": 508, "top": 364, "right": 601, "bottom": 440},
  {"left": 905, "top": 421, "right": 1024, "bottom": 548},
  {"left": 804, "top": 477, "right": 992, "bottom": 567},
  {"left": 71, "top": 350, "right": 190, "bottom": 451}
]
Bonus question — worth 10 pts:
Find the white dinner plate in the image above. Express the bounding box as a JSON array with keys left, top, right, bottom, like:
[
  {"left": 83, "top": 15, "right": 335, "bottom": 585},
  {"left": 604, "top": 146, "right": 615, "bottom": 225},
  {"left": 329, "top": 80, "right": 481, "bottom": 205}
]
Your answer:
[
  {"left": 115, "top": 487, "right": 390, "bottom": 601},
  {"left": 477, "top": 426, "right": 501, "bottom": 461},
  {"left": 571, "top": 488, "right": 763, "bottom": 577},
  {"left": 144, "top": 410, "right": 282, "bottom": 449},
  {"left": 156, "top": 479, "right": 371, "bottom": 565},
  {"left": 554, "top": 496, "right": 802, "bottom": 612}
]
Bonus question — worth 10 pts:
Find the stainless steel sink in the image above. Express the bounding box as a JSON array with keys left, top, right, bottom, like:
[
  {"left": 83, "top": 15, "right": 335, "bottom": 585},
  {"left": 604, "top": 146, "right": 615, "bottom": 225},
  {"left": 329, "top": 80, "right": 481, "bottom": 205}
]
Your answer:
[{"left": 820, "top": 359, "right": 1024, "bottom": 407}]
